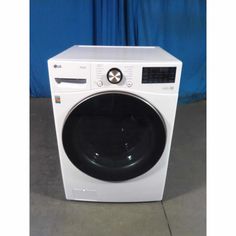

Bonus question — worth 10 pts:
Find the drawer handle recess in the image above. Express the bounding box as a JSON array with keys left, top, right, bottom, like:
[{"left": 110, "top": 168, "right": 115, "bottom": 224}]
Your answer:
[{"left": 55, "top": 78, "right": 86, "bottom": 84}]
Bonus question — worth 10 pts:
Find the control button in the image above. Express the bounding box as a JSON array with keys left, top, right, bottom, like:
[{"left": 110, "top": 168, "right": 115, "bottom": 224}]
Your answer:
[
  {"left": 126, "top": 80, "right": 133, "bottom": 87},
  {"left": 107, "top": 68, "right": 123, "bottom": 84},
  {"left": 96, "top": 80, "right": 103, "bottom": 87}
]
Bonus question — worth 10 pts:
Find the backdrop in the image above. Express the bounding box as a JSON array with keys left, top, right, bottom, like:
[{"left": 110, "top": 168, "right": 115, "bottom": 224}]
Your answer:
[{"left": 30, "top": 0, "right": 206, "bottom": 102}]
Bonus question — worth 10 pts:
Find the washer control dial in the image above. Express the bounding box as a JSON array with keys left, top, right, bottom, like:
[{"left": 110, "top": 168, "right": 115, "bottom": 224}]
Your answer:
[{"left": 107, "top": 68, "right": 123, "bottom": 84}]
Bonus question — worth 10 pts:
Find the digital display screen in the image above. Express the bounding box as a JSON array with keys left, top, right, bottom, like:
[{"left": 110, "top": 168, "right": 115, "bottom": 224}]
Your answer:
[{"left": 142, "top": 67, "right": 176, "bottom": 83}]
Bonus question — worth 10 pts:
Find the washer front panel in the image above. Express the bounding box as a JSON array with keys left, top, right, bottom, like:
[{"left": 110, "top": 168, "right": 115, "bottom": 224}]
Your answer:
[{"left": 62, "top": 92, "right": 166, "bottom": 181}]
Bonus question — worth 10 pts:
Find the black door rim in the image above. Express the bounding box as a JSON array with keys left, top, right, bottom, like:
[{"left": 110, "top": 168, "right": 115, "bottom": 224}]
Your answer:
[{"left": 62, "top": 91, "right": 167, "bottom": 181}]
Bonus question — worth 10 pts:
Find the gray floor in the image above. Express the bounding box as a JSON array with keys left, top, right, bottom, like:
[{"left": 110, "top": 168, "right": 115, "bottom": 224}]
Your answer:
[{"left": 30, "top": 98, "right": 206, "bottom": 236}]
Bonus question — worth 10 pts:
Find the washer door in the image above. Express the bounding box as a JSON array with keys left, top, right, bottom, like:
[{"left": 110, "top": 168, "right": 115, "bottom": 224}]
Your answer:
[{"left": 62, "top": 92, "right": 166, "bottom": 181}]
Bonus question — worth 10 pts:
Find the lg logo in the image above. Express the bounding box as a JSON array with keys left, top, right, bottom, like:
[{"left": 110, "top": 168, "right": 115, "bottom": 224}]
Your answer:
[{"left": 53, "top": 64, "right": 62, "bottom": 68}]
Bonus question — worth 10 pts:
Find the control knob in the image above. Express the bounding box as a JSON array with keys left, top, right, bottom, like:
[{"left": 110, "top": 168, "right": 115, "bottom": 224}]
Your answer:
[{"left": 107, "top": 68, "right": 123, "bottom": 84}]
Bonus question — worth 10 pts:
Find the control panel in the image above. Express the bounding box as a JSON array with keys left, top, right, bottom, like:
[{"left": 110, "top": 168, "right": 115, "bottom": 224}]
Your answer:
[
  {"left": 49, "top": 60, "right": 179, "bottom": 93},
  {"left": 93, "top": 64, "right": 135, "bottom": 89},
  {"left": 89, "top": 64, "right": 179, "bottom": 93}
]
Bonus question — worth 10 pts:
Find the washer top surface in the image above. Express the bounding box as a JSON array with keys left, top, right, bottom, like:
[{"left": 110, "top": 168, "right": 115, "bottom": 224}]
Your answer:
[{"left": 50, "top": 45, "right": 181, "bottom": 63}]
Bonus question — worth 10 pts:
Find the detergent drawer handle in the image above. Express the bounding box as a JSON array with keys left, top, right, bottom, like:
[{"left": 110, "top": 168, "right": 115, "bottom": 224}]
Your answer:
[{"left": 55, "top": 78, "right": 86, "bottom": 84}]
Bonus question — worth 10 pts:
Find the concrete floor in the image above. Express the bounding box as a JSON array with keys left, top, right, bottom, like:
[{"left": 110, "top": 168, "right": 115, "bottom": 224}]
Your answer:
[{"left": 30, "top": 98, "right": 206, "bottom": 236}]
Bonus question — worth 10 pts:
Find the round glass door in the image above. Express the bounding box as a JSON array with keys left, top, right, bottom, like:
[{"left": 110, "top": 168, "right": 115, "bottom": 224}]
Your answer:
[{"left": 62, "top": 92, "right": 166, "bottom": 181}]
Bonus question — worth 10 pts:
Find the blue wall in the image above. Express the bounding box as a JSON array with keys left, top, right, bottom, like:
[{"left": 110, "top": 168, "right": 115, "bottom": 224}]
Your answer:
[{"left": 30, "top": 0, "right": 206, "bottom": 102}]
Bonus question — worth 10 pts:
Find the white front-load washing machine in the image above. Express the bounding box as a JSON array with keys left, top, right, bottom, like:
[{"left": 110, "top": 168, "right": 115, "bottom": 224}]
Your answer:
[{"left": 48, "top": 45, "right": 182, "bottom": 202}]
